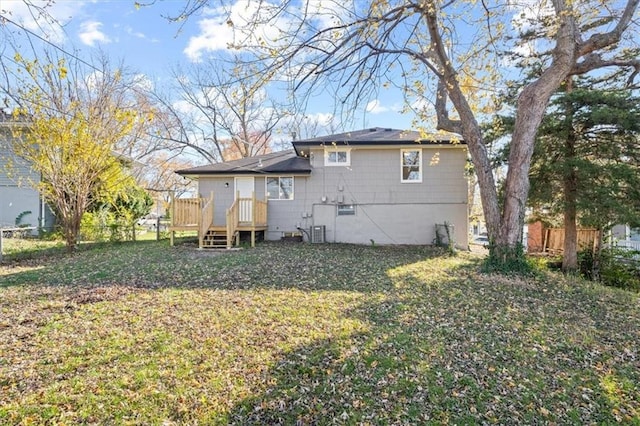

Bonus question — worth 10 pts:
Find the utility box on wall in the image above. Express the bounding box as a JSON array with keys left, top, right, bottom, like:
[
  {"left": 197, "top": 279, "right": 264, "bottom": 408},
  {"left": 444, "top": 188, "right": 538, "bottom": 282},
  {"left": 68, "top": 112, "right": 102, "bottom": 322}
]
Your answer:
[{"left": 310, "top": 225, "right": 326, "bottom": 243}]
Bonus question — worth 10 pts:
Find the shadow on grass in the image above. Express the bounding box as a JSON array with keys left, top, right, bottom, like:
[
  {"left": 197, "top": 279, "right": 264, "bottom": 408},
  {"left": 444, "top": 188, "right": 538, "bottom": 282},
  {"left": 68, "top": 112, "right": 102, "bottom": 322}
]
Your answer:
[
  {"left": 221, "top": 257, "right": 640, "bottom": 424},
  {"left": 1, "top": 241, "right": 638, "bottom": 424}
]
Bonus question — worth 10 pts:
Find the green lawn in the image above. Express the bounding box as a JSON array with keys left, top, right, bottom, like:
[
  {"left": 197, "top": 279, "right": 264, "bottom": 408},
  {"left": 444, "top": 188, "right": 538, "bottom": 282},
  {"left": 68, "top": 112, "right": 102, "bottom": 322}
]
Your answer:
[{"left": 1, "top": 240, "right": 638, "bottom": 424}]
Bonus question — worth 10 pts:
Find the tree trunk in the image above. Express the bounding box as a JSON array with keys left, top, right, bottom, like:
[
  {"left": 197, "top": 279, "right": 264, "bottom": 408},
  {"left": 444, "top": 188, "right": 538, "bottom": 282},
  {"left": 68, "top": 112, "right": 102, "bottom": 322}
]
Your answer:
[
  {"left": 427, "top": 1, "right": 581, "bottom": 267},
  {"left": 487, "top": 15, "right": 579, "bottom": 264},
  {"left": 562, "top": 80, "right": 578, "bottom": 273},
  {"left": 562, "top": 175, "right": 578, "bottom": 272}
]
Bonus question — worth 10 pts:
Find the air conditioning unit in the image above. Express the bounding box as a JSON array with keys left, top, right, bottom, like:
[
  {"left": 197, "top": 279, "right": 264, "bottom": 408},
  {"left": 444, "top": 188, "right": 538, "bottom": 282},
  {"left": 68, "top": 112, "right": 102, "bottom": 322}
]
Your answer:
[{"left": 310, "top": 225, "right": 326, "bottom": 243}]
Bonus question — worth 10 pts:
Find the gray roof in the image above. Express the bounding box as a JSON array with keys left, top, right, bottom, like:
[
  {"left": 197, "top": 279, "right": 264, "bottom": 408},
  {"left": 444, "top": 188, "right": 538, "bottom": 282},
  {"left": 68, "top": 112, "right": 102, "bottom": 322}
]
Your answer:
[
  {"left": 176, "top": 149, "right": 311, "bottom": 176},
  {"left": 176, "top": 128, "right": 463, "bottom": 177},
  {"left": 292, "top": 127, "right": 464, "bottom": 153}
]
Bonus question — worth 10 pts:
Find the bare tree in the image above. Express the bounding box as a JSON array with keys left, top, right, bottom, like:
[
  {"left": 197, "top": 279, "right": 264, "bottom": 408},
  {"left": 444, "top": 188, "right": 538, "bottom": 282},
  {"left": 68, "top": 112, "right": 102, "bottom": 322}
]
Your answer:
[
  {"left": 157, "top": 0, "right": 640, "bottom": 267},
  {"left": 155, "top": 56, "right": 288, "bottom": 163}
]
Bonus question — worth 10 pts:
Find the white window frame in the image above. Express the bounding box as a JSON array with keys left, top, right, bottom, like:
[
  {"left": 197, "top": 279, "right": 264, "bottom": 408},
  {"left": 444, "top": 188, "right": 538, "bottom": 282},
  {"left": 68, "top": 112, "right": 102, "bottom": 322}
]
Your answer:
[
  {"left": 266, "top": 176, "right": 294, "bottom": 200},
  {"left": 324, "top": 148, "right": 351, "bottom": 167},
  {"left": 337, "top": 204, "right": 356, "bottom": 216},
  {"left": 401, "top": 149, "right": 422, "bottom": 183}
]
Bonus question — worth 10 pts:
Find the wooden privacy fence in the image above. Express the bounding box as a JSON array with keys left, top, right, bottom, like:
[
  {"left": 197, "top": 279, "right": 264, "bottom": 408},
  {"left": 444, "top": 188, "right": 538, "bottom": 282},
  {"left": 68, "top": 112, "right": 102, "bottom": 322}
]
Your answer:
[{"left": 543, "top": 228, "right": 600, "bottom": 254}]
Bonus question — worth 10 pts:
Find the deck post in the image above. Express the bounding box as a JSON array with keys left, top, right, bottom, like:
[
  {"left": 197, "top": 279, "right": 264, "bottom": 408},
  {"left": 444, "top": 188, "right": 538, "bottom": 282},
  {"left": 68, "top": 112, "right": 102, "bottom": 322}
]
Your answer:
[
  {"left": 210, "top": 191, "right": 214, "bottom": 227},
  {"left": 197, "top": 195, "right": 203, "bottom": 249},
  {"left": 170, "top": 190, "right": 175, "bottom": 246},
  {"left": 252, "top": 191, "right": 256, "bottom": 226}
]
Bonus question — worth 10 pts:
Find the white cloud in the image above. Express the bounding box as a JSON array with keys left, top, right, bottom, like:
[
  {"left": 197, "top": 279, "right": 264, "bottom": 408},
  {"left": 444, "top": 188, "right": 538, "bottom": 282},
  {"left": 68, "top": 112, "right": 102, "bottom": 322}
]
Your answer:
[
  {"left": 183, "top": 0, "right": 353, "bottom": 61},
  {"left": 410, "top": 98, "right": 435, "bottom": 116},
  {"left": 365, "top": 99, "right": 390, "bottom": 114},
  {"left": 132, "top": 73, "right": 154, "bottom": 91},
  {"left": 502, "top": 1, "right": 555, "bottom": 67},
  {"left": 305, "top": 112, "right": 334, "bottom": 127},
  {"left": 84, "top": 70, "right": 105, "bottom": 91},
  {"left": 1, "top": 0, "right": 81, "bottom": 43},
  {"left": 125, "top": 26, "right": 147, "bottom": 39},
  {"left": 306, "top": 0, "right": 352, "bottom": 30},
  {"left": 78, "top": 20, "right": 111, "bottom": 46},
  {"left": 509, "top": 0, "right": 554, "bottom": 34},
  {"left": 183, "top": 1, "right": 288, "bottom": 61}
]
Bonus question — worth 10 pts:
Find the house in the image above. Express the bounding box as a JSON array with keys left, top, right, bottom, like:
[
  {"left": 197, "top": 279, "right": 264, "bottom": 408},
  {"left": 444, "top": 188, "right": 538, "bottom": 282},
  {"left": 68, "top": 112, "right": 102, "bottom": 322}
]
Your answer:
[
  {"left": 172, "top": 128, "right": 469, "bottom": 248},
  {"left": 611, "top": 225, "right": 640, "bottom": 251},
  {"left": 0, "top": 112, "right": 55, "bottom": 231}
]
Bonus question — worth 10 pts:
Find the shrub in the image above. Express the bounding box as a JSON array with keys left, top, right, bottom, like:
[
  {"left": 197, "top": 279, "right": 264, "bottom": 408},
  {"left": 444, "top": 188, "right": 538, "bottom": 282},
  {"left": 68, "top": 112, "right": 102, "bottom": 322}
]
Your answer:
[{"left": 596, "top": 247, "right": 640, "bottom": 291}]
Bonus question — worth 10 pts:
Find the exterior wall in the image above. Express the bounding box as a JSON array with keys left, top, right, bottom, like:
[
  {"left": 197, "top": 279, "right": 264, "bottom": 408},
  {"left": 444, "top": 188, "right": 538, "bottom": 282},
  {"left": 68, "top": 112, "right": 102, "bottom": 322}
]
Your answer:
[
  {"left": 312, "top": 203, "right": 467, "bottom": 245},
  {"left": 196, "top": 145, "right": 469, "bottom": 247},
  {"left": 301, "top": 145, "right": 468, "bottom": 247},
  {"left": 0, "top": 186, "right": 42, "bottom": 228},
  {"left": 0, "top": 129, "right": 47, "bottom": 229},
  {"left": 612, "top": 224, "right": 629, "bottom": 240},
  {"left": 265, "top": 176, "right": 311, "bottom": 240},
  {"left": 197, "top": 174, "right": 311, "bottom": 238},
  {"left": 197, "top": 175, "right": 269, "bottom": 227}
]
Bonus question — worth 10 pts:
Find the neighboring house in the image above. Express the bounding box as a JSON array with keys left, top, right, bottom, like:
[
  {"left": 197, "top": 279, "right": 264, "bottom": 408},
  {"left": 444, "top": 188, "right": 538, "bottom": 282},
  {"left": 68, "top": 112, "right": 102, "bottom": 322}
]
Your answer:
[
  {"left": 611, "top": 225, "right": 640, "bottom": 251},
  {"left": 0, "top": 112, "right": 55, "bottom": 231},
  {"left": 173, "top": 127, "right": 468, "bottom": 248}
]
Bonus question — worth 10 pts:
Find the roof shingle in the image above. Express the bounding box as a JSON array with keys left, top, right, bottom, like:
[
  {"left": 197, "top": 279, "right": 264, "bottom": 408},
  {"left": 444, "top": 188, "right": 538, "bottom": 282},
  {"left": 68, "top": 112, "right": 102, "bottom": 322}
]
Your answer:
[{"left": 176, "top": 149, "right": 311, "bottom": 176}]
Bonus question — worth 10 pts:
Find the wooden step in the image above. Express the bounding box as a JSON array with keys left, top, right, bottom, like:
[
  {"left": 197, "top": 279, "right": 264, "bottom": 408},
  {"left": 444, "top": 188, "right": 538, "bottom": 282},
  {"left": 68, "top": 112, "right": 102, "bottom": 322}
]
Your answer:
[{"left": 201, "top": 230, "right": 234, "bottom": 248}]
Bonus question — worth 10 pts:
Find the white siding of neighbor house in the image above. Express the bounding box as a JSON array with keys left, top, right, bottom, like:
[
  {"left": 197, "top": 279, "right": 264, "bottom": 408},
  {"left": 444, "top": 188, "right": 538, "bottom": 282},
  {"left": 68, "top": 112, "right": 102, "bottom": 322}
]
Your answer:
[
  {"left": 195, "top": 145, "right": 469, "bottom": 247},
  {"left": 0, "top": 130, "right": 43, "bottom": 228}
]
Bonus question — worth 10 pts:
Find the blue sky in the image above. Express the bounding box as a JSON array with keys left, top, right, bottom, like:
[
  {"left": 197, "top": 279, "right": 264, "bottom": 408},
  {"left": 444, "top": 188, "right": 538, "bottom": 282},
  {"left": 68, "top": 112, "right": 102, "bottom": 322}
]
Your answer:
[{"left": 1, "top": 0, "right": 413, "bottom": 133}]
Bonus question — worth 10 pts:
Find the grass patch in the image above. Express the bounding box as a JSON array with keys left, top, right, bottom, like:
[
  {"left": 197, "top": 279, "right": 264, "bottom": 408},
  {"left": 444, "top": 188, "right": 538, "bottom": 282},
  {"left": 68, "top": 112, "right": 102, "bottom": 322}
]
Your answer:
[{"left": 1, "top": 240, "right": 639, "bottom": 424}]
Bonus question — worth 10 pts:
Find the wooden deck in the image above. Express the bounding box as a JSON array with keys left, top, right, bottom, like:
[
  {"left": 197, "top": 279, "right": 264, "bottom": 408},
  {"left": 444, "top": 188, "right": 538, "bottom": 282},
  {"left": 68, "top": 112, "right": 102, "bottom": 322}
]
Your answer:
[{"left": 168, "top": 191, "right": 267, "bottom": 249}]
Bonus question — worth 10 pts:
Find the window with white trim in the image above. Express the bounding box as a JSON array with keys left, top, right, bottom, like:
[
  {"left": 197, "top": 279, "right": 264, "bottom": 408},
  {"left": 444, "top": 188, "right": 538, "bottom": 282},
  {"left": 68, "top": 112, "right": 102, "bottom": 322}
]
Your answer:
[
  {"left": 266, "top": 176, "right": 294, "bottom": 200},
  {"left": 337, "top": 204, "right": 356, "bottom": 216},
  {"left": 401, "top": 149, "right": 422, "bottom": 183},
  {"left": 324, "top": 148, "right": 351, "bottom": 166}
]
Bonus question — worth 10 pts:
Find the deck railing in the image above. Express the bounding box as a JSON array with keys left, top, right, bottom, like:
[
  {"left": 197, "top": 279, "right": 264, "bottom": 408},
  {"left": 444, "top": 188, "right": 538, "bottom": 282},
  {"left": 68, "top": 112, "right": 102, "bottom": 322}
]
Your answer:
[
  {"left": 199, "top": 195, "right": 214, "bottom": 248},
  {"left": 236, "top": 195, "right": 268, "bottom": 226},
  {"left": 172, "top": 198, "right": 202, "bottom": 226},
  {"left": 226, "top": 200, "right": 240, "bottom": 248},
  {"left": 254, "top": 199, "right": 267, "bottom": 226},
  {"left": 170, "top": 191, "right": 266, "bottom": 249},
  {"left": 614, "top": 239, "right": 640, "bottom": 252}
]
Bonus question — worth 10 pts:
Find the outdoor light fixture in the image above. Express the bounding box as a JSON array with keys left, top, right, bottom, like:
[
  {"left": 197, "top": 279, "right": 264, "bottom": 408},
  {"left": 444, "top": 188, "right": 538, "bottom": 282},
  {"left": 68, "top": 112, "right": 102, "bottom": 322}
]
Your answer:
[{"left": 225, "top": 182, "right": 229, "bottom": 188}]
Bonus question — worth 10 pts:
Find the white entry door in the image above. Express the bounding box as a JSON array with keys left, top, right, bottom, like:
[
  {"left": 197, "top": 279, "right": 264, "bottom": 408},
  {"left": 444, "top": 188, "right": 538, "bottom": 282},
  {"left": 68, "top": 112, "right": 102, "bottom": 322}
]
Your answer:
[{"left": 235, "top": 177, "right": 254, "bottom": 222}]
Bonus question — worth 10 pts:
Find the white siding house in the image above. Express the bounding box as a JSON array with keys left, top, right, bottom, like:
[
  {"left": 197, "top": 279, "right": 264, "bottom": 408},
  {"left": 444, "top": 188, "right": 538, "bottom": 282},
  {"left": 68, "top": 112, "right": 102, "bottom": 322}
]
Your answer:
[
  {"left": 0, "top": 114, "right": 54, "bottom": 231},
  {"left": 175, "top": 128, "right": 469, "bottom": 248}
]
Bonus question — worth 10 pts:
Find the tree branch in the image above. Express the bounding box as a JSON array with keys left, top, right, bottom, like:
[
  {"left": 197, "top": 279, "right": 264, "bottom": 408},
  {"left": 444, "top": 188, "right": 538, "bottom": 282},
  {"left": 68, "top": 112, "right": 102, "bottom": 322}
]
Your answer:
[
  {"left": 434, "top": 80, "right": 463, "bottom": 134},
  {"left": 570, "top": 54, "right": 640, "bottom": 86},
  {"left": 578, "top": 0, "right": 640, "bottom": 56}
]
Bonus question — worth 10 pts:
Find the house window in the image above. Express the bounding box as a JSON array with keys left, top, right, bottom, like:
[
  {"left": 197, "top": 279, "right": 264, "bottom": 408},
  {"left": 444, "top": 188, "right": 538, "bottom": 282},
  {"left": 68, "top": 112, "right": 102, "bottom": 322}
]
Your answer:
[
  {"left": 401, "top": 149, "right": 422, "bottom": 183},
  {"left": 325, "top": 148, "right": 351, "bottom": 166},
  {"left": 267, "top": 177, "right": 294, "bottom": 200},
  {"left": 337, "top": 204, "right": 355, "bottom": 216}
]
